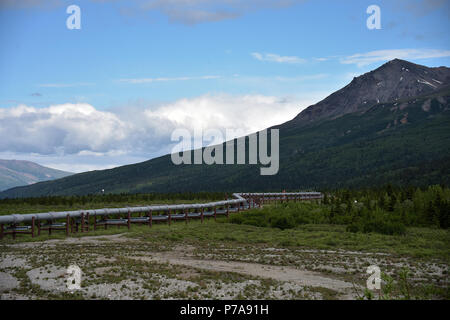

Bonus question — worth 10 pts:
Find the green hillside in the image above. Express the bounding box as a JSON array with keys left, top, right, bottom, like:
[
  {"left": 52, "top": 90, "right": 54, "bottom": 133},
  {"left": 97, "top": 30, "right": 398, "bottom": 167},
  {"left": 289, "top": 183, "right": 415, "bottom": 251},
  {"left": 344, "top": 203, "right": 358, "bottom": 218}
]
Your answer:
[{"left": 1, "top": 86, "right": 449, "bottom": 198}]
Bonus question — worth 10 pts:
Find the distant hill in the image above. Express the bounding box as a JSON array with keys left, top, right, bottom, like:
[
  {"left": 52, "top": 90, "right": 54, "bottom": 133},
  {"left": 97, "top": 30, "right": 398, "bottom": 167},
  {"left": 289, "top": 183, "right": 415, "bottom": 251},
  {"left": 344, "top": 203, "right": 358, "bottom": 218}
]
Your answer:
[
  {"left": 0, "top": 160, "right": 73, "bottom": 192},
  {"left": 1, "top": 59, "right": 449, "bottom": 198}
]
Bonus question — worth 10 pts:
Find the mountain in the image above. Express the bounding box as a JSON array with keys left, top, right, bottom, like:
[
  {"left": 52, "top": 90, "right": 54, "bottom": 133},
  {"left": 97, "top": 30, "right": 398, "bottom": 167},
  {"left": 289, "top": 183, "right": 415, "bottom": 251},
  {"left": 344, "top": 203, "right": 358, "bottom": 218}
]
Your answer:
[
  {"left": 283, "top": 58, "right": 450, "bottom": 127},
  {"left": 1, "top": 59, "right": 449, "bottom": 198},
  {"left": 0, "top": 160, "right": 73, "bottom": 192}
]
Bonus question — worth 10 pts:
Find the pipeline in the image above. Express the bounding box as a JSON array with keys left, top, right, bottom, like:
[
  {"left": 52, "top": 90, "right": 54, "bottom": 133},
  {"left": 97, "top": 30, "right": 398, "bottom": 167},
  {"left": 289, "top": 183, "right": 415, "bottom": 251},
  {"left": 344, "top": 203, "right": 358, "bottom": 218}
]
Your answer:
[
  {"left": 0, "top": 192, "right": 323, "bottom": 239},
  {"left": 0, "top": 192, "right": 321, "bottom": 224}
]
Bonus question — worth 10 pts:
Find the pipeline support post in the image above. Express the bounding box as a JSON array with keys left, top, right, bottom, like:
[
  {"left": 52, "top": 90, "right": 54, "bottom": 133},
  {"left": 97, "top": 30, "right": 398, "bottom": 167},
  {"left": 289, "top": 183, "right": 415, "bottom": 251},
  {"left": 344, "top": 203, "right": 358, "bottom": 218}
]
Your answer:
[
  {"left": 66, "top": 215, "right": 70, "bottom": 236},
  {"left": 148, "top": 210, "right": 152, "bottom": 228},
  {"left": 81, "top": 212, "right": 85, "bottom": 233},
  {"left": 31, "top": 216, "right": 35, "bottom": 238}
]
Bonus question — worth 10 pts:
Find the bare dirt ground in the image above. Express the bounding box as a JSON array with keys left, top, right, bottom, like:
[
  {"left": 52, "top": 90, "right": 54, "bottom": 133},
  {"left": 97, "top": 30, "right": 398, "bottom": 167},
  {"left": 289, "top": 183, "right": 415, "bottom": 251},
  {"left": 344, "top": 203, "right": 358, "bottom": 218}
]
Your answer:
[
  {"left": 129, "top": 246, "right": 356, "bottom": 297},
  {"left": 0, "top": 233, "right": 447, "bottom": 300}
]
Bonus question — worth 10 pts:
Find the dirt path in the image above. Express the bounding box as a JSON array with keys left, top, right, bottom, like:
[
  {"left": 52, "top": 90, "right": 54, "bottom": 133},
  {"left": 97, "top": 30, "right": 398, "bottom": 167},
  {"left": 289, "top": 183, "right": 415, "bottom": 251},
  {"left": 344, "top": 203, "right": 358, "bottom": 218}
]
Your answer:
[{"left": 130, "top": 251, "right": 359, "bottom": 299}]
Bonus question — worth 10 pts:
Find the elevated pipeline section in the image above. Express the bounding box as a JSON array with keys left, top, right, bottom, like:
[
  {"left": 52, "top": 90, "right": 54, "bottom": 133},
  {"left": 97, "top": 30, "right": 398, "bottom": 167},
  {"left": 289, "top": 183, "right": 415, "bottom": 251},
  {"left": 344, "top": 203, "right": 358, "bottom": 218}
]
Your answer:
[{"left": 0, "top": 192, "right": 323, "bottom": 239}]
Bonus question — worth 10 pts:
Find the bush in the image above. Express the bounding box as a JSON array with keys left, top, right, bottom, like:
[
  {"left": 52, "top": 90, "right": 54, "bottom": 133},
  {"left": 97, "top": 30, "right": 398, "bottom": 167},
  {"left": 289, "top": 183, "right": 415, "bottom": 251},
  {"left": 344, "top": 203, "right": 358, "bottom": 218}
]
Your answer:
[
  {"left": 362, "top": 220, "right": 406, "bottom": 235},
  {"left": 229, "top": 215, "right": 243, "bottom": 225},
  {"left": 270, "top": 215, "right": 295, "bottom": 230},
  {"left": 346, "top": 223, "right": 360, "bottom": 233}
]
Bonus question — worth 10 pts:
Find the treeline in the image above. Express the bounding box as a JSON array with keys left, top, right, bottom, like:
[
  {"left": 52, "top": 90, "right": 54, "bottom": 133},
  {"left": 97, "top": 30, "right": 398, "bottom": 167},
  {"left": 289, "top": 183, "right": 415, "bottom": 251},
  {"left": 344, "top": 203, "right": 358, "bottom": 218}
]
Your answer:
[
  {"left": 0, "top": 192, "right": 226, "bottom": 207},
  {"left": 229, "top": 185, "right": 450, "bottom": 235},
  {"left": 324, "top": 184, "right": 450, "bottom": 231}
]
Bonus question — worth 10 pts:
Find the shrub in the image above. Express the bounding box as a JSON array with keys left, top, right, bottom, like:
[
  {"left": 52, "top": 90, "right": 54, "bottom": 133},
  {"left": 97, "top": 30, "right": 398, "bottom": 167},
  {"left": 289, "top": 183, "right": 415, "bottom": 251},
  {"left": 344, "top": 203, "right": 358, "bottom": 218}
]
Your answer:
[
  {"left": 270, "top": 215, "right": 295, "bottom": 230},
  {"left": 229, "top": 215, "right": 243, "bottom": 225},
  {"left": 346, "top": 223, "right": 360, "bottom": 233},
  {"left": 362, "top": 220, "right": 406, "bottom": 235}
]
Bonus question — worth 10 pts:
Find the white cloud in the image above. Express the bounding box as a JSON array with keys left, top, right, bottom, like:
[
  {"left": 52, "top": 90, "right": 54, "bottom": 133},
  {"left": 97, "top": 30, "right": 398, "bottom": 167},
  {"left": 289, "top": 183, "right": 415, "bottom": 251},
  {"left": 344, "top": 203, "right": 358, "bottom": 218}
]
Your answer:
[
  {"left": 145, "top": 93, "right": 303, "bottom": 133},
  {"left": 119, "top": 75, "right": 220, "bottom": 84},
  {"left": 395, "top": 0, "right": 450, "bottom": 17},
  {"left": 38, "top": 83, "right": 95, "bottom": 88},
  {"left": 0, "top": 93, "right": 313, "bottom": 171},
  {"left": 138, "top": 0, "right": 306, "bottom": 25},
  {"left": 341, "top": 49, "right": 450, "bottom": 67},
  {"left": 271, "top": 74, "right": 328, "bottom": 82},
  {"left": 0, "top": 103, "right": 128, "bottom": 155},
  {"left": 0, "top": 0, "right": 63, "bottom": 9},
  {"left": 1, "top": 0, "right": 308, "bottom": 25},
  {"left": 252, "top": 52, "right": 306, "bottom": 64}
]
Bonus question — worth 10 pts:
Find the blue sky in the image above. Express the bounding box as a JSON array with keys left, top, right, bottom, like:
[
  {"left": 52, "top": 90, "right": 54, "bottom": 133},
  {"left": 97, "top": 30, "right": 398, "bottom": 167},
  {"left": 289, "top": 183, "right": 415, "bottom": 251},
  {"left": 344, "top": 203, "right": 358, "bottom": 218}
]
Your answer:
[{"left": 0, "top": 0, "right": 449, "bottom": 172}]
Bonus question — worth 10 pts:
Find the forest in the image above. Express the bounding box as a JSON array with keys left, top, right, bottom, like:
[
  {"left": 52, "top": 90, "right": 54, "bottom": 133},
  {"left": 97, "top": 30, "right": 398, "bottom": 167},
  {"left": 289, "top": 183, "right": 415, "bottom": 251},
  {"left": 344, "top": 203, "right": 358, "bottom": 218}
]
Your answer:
[
  {"left": 1, "top": 185, "right": 448, "bottom": 237},
  {"left": 228, "top": 185, "right": 450, "bottom": 235}
]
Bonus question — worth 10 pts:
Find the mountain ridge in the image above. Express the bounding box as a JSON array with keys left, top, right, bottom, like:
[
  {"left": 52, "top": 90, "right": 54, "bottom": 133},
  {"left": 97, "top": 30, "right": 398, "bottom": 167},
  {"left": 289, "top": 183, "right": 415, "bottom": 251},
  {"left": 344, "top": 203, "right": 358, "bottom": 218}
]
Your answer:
[{"left": 281, "top": 59, "right": 450, "bottom": 128}]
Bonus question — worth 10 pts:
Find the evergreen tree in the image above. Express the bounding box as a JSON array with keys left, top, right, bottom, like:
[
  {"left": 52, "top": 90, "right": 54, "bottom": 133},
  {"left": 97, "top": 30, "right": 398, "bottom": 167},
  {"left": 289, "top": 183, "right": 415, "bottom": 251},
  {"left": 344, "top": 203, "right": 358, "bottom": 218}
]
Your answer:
[{"left": 388, "top": 194, "right": 397, "bottom": 212}]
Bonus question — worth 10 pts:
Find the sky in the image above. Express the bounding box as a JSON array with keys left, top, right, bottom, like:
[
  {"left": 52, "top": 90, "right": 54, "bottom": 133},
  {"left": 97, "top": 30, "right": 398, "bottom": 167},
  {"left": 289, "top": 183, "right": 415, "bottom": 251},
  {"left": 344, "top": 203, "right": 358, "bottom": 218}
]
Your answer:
[{"left": 0, "top": 0, "right": 449, "bottom": 172}]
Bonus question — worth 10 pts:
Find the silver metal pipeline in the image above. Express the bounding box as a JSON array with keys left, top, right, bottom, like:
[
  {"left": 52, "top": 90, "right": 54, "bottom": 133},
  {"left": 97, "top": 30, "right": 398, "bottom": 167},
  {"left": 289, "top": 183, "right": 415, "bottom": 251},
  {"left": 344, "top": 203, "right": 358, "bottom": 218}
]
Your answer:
[{"left": 0, "top": 192, "right": 322, "bottom": 225}]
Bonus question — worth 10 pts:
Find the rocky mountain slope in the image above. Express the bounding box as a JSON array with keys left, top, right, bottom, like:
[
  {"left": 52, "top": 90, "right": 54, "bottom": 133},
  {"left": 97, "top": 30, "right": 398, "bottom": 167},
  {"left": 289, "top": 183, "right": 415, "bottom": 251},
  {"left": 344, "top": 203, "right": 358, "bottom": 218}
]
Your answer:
[{"left": 283, "top": 59, "right": 450, "bottom": 127}]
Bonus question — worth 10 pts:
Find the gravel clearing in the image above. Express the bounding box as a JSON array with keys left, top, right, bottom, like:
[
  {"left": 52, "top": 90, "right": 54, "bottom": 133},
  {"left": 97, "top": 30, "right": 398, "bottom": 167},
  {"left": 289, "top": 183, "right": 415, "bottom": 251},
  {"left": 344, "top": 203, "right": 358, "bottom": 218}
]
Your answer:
[{"left": 0, "top": 233, "right": 447, "bottom": 300}]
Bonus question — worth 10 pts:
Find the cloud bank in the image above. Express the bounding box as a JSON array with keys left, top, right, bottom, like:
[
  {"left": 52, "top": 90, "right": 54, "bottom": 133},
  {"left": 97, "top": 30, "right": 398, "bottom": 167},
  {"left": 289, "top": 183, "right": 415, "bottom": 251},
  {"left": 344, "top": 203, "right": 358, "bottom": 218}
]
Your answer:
[
  {"left": 0, "top": 94, "right": 310, "bottom": 171},
  {"left": 119, "top": 75, "right": 220, "bottom": 84},
  {"left": 251, "top": 52, "right": 306, "bottom": 64},
  {"left": 137, "top": 0, "right": 307, "bottom": 25},
  {"left": 340, "top": 48, "right": 450, "bottom": 67}
]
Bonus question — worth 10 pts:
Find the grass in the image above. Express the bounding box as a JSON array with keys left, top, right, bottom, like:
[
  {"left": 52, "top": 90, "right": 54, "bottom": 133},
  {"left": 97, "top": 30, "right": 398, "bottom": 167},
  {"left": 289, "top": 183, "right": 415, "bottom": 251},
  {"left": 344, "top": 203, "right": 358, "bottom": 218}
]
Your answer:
[{"left": 127, "top": 219, "right": 450, "bottom": 261}]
